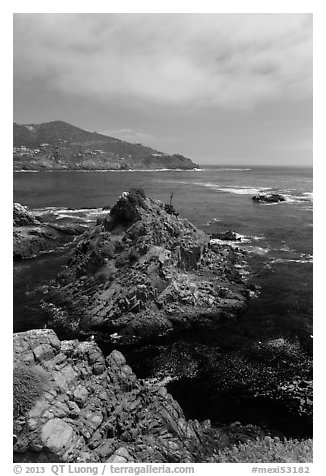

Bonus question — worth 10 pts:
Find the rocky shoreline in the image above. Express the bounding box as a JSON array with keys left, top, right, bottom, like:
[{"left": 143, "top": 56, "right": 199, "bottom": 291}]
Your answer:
[
  {"left": 13, "top": 203, "right": 85, "bottom": 261},
  {"left": 13, "top": 329, "right": 312, "bottom": 463},
  {"left": 14, "top": 328, "right": 218, "bottom": 463},
  {"left": 13, "top": 190, "right": 313, "bottom": 462}
]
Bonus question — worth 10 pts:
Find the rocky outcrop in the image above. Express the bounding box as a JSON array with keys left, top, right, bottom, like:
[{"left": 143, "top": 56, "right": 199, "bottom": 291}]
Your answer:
[
  {"left": 211, "top": 230, "right": 240, "bottom": 241},
  {"left": 13, "top": 329, "right": 221, "bottom": 463},
  {"left": 13, "top": 203, "right": 85, "bottom": 260},
  {"left": 14, "top": 203, "right": 41, "bottom": 227},
  {"left": 43, "top": 190, "right": 250, "bottom": 342},
  {"left": 252, "top": 193, "right": 285, "bottom": 203}
]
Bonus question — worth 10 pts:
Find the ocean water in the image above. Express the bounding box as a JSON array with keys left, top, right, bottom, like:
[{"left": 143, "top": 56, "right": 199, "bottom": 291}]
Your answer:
[
  {"left": 13, "top": 165, "right": 313, "bottom": 339},
  {"left": 13, "top": 166, "right": 313, "bottom": 435}
]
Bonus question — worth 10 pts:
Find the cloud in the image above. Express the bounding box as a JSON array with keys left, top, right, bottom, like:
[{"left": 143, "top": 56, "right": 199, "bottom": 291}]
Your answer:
[
  {"left": 13, "top": 13, "right": 312, "bottom": 109},
  {"left": 104, "top": 128, "right": 155, "bottom": 144}
]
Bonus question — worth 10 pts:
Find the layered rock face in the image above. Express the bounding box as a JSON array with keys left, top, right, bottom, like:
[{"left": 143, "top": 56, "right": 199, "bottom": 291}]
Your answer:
[
  {"left": 13, "top": 203, "right": 84, "bottom": 260},
  {"left": 44, "top": 190, "right": 249, "bottom": 342},
  {"left": 13, "top": 329, "right": 219, "bottom": 463}
]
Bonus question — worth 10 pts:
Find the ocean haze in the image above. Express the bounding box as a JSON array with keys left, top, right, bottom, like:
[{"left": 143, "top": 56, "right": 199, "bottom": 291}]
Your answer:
[{"left": 13, "top": 13, "right": 312, "bottom": 166}]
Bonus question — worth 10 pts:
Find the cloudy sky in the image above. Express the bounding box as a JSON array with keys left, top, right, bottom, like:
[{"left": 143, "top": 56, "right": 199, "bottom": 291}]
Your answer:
[{"left": 13, "top": 13, "right": 312, "bottom": 165}]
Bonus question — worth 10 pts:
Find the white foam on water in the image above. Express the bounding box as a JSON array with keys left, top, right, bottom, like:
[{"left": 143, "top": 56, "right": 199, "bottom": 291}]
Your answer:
[
  {"left": 59, "top": 207, "right": 104, "bottom": 215},
  {"left": 270, "top": 252, "right": 313, "bottom": 265},
  {"left": 211, "top": 238, "right": 242, "bottom": 247},
  {"left": 163, "top": 180, "right": 221, "bottom": 190},
  {"left": 192, "top": 181, "right": 220, "bottom": 189},
  {"left": 217, "top": 186, "right": 271, "bottom": 195},
  {"left": 15, "top": 170, "right": 40, "bottom": 173},
  {"left": 270, "top": 257, "right": 313, "bottom": 265},
  {"left": 17, "top": 168, "right": 204, "bottom": 174},
  {"left": 234, "top": 233, "right": 251, "bottom": 243},
  {"left": 251, "top": 235, "right": 265, "bottom": 241},
  {"left": 211, "top": 233, "right": 269, "bottom": 255},
  {"left": 236, "top": 233, "right": 264, "bottom": 242},
  {"left": 33, "top": 206, "right": 107, "bottom": 226},
  {"left": 205, "top": 217, "right": 220, "bottom": 225},
  {"left": 90, "top": 168, "right": 204, "bottom": 173},
  {"left": 247, "top": 246, "right": 270, "bottom": 255},
  {"left": 87, "top": 209, "right": 109, "bottom": 214},
  {"left": 281, "top": 194, "right": 311, "bottom": 204},
  {"left": 168, "top": 182, "right": 271, "bottom": 195},
  {"left": 279, "top": 244, "right": 292, "bottom": 252}
]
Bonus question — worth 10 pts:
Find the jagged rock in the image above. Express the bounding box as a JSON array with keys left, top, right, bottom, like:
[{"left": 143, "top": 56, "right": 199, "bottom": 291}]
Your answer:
[
  {"left": 14, "top": 203, "right": 41, "bottom": 227},
  {"left": 211, "top": 230, "right": 240, "bottom": 241},
  {"left": 252, "top": 193, "right": 285, "bottom": 203},
  {"left": 43, "top": 192, "right": 250, "bottom": 342},
  {"left": 13, "top": 202, "right": 85, "bottom": 260},
  {"left": 13, "top": 329, "right": 220, "bottom": 463}
]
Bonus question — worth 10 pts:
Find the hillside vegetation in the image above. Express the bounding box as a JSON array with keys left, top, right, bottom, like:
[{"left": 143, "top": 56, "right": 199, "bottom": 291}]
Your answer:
[{"left": 13, "top": 121, "right": 197, "bottom": 171}]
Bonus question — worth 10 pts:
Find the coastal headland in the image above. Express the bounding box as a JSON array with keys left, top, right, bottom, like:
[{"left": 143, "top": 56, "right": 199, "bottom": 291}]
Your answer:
[{"left": 13, "top": 121, "right": 197, "bottom": 172}]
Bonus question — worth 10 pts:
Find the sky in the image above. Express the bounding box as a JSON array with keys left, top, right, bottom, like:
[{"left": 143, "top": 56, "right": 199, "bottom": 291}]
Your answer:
[{"left": 13, "top": 13, "right": 313, "bottom": 166}]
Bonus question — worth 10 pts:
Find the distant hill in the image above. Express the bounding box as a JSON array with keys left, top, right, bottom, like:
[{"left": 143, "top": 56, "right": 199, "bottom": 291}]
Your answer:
[{"left": 13, "top": 121, "right": 198, "bottom": 171}]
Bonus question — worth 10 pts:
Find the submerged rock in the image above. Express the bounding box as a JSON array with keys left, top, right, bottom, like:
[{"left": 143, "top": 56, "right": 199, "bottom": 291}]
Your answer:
[
  {"left": 13, "top": 329, "right": 221, "bottom": 463},
  {"left": 43, "top": 191, "right": 250, "bottom": 342},
  {"left": 252, "top": 193, "right": 285, "bottom": 203}
]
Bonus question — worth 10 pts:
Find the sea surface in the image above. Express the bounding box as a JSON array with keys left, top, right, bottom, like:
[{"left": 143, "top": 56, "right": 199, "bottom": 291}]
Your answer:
[
  {"left": 13, "top": 166, "right": 313, "bottom": 435},
  {"left": 13, "top": 165, "right": 313, "bottom": 338}
]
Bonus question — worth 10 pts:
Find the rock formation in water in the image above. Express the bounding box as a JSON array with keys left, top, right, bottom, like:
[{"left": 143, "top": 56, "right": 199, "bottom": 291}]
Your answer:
[
  {"left": 210, "top": 230, "right": 240, "bottom": 241},
  {"left": 252, "top": 193, "right": 285, "bottom": 203},
  {"left": 13, "top": 203, "right": 84, "bottom": 260},
  {"left": 43, "top": 189, "right": 250, "bottom": 342}
]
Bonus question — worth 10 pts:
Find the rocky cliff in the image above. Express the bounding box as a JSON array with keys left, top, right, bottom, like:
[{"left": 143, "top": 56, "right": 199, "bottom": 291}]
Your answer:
[
  {"left": 13, "top": 329, "right": 220, "bottom": 463},
  {"left": 13, "top": 121, "right": 198, "bottom": 171},
  {"left": 42, "top": 189, "right": 250, "bottom": 343}
]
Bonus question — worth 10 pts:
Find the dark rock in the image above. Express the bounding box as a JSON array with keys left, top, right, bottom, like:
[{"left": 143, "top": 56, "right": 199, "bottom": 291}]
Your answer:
[
  {"left": 103, "top": 191, "right": 144, "bottom": 231},
  {"left": 43, "top": 193, "right": 250, "bottom": 342},
  {"left": 211, "top": 230, "right": 240, "bottom": 241},
  {"left": 252, "top": 193, "right": 286, "bottom": 203},
  {"left": 164, "top": 204, "right": 179, "bottom": 216}
]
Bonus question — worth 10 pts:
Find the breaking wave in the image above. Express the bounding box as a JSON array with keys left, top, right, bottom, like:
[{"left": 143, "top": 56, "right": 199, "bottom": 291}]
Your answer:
[{"left": 33, "top": 206, "right": 108, "bottom": 225}]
